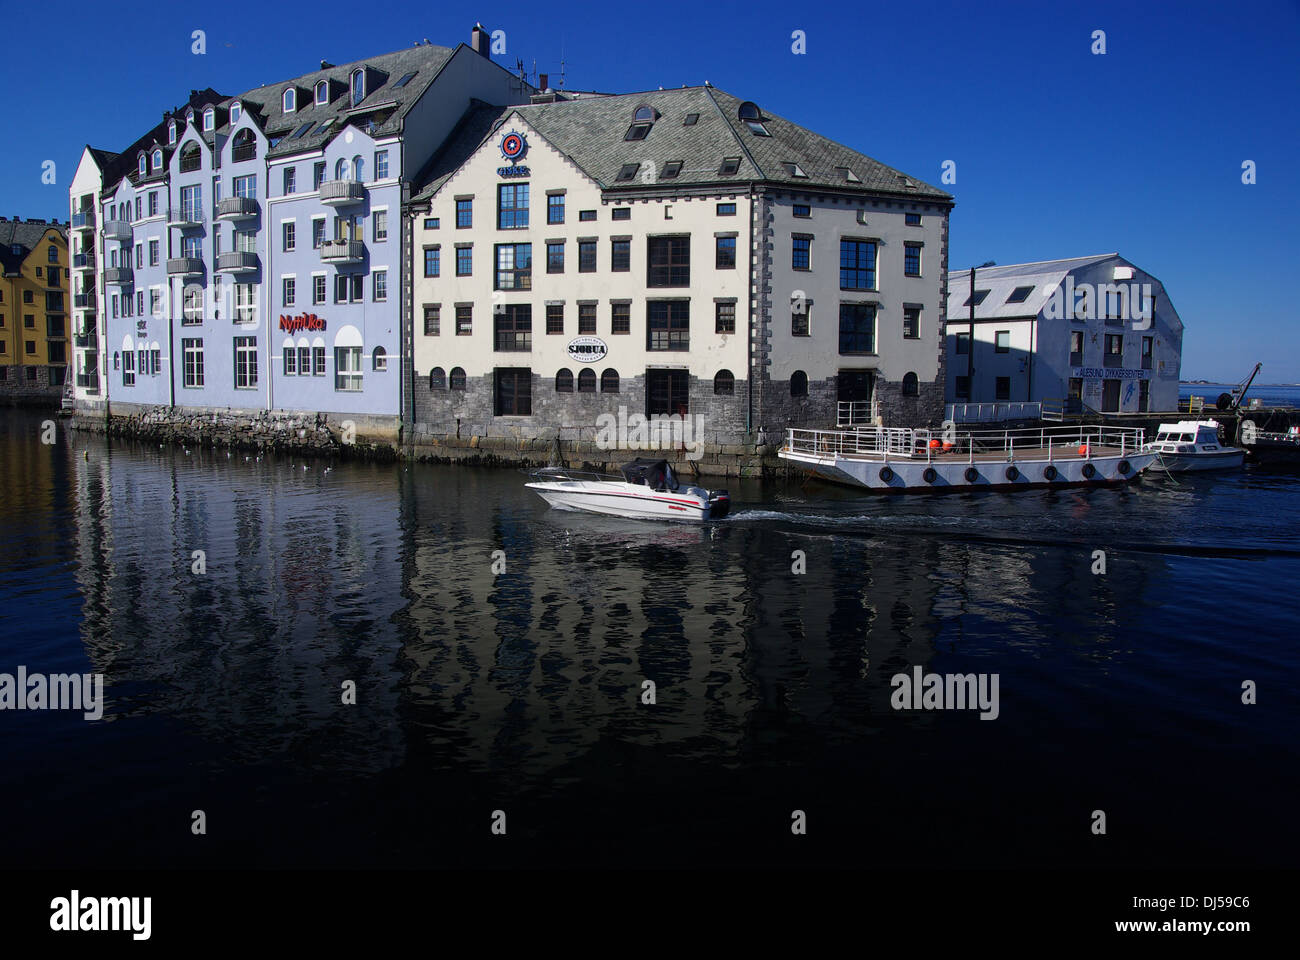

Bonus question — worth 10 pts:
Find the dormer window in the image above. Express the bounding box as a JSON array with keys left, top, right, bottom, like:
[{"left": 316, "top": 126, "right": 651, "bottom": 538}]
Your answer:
[
  {"left": 152, "top": 148, "right": 163, "bottom": 170},
  {"left": 168, "top": 121, "right": 177, "bottom": 144},
  {"left": 624, "top": 105, "right": 655, "bottom": 142},
  {"left": 230, "top": 101, "right": 242, "bottom": 124},
  {"left": 282, "top": 88, "right": 296, "bottom": 113},
  {"left": 185, "top": 108, "right": 195, "bottom": 125},
  {"left": 138, "top": 155, "right": 147, "bottom": 176},
  {"left": 719, "top": 156, "right": 741, "bottom": 176},
  {"left": 782, "top": 162, "right": 808, "bottom": 178},
  {"left": 203, "top": 107, "right": 215, "bottom": 132},
  {"left": 350, "top": 69, "right": 365, "bottom": 107},
  {"left": 315, "top": 80, "right": 328, "bottom": 105},
  {"left": 738, "top": 101, "right": 770, "bottom": 136}
]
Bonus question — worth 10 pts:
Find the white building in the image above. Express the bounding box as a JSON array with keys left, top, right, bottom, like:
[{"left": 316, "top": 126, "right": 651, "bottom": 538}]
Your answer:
[{"left": 944, "top": 254, "right": 1183, "bottom": 416}]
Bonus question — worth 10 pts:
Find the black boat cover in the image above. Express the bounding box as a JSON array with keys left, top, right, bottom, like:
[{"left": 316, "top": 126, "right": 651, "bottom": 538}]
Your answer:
[{"left": 620, "top": 458, "right": 678, "bottom": 491}]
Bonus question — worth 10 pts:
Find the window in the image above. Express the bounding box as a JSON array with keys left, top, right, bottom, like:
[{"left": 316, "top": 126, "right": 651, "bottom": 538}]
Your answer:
[
  {"left": 647, "top": 300, "right": 689, "bottom": 351},
  {"left": 547, "top": 194, "right": 565, "bottom": 224},
  {"left": 335, "top": 345, "right": 362, "bottom": 390},
  {"left": 455, "top": 305, "right": 472, "bottom": 336},
  {"left": 350, "top": 69, "right": 365, "bottom": 107},
  {"left": 1142, "top": 335, "right": 1154, "bottom": 370},
  {"left": 906, "top": 213, "right": 922, "bottom": 226},
  {"left": 423, "top": 304, "right": 440, "bottom": 336},
  {"left": 182, "top": 285, "right": 203, "bottom": 323},
  {"left": 150, "top": 288, "right": 162, "bottom": 315},
  {"left": 577, "top": 368, "right": 596, "bottom": 393},
  {"left": 1070, "top": 331, "right": 1084, "bottom": 364},
  {"left": 964, "top": 290, "right": 990, "bottom": 307},
  {"left": 234, "top": 336, "right": 257, "bottom": 388},
  {"left": 995, "top": 331, "right": 1010, "bottom": 353},
  {"left": 456, "top": 246, "right": 472, "bottom": 276},
  {"left": 235, "top": 229, "right": 256, "bottom": 253},
  {"left": 782, "top": 162, "right": 808, "bottom": 178},
  {"left": 149, "top": 240, "right": 160, "bottom": 266},
  {"left": 579, "top": 210, "right": 597, "bottom": 222},
  {"left": 611, "top": 239, "right": 630, "bottom": 272},
  {"left": 179, "top": 144, "right": 202, "bottom": 174},
  {"left": 1006, "top": 285, "right": 1034, "bottom": 304},
  {"left": 424, "top": 246, "right": 440, "bottom": 277},
  {"left": 494, "top": 244, "right": 532, "bottom": 290},
  {"left": 26, "top": 340, "right": 36, "bottom": 355},
  {"left": 546, "top": 304, "right": 564, "bottom": 335},
  {"left": 716, "top": 236, "right": 736, "bottom": 270},
  {"left": 647, "top": 236, "right": 689, "bottom": 286},
  {"left": 601, "top": 369, "right": 619, "bottom": 394},
  {"left": 716, "top": 203, "right": 736, "bottom": 216},
  {"left": 233, "top": 174, "right": 256, "bottom": 199},
  {"left": 995, "top": 376, "right": 1011, "bottom": 401},
  {"left": 495, "top": 304, "right": 532, "bottom": 351},
  {"left": 555, "top": 368, "right": 573, "bottom": 392},
  {"left": 334, "top": 275, "right": 363, "bottom": 303},
  {"left": 373, "top": 150, "right": 389, "bottom": 180},
  {"left": 135, "top": 198, "right": 143, "bottom": 222},
  {"left": 313, "top": 276, "right": 326, "bottom": 304},
  {"left": 450, "top": 367, "right": 466, "bottom": 390},
  {"left": 283, "top": 221, "right": 296, "bottom": 252},
  {"left": 546, "top": 241, "right": 564, "bottom": 273},
  {"left": 429, "top": 367, "right": 445, "bottom": 390},
  {"left": 714, "top": 370, "right": 734, "bottom": 395},
  {"left": 315, "top": 80, "right": 328, "bottom": 105},
  {"left": 496, "top": 367, "right": 536, "bottom": 416},
  {"left": 715, "top": 301, "right": 736, "bottom": 334},
  {"left": 151, "top": 149, "right": 163, "bottom": 172},
  {"left": 904, "top": 243, "right": 922, "bottom": 276},
  {"left": 719, "top": 157, "right": 740, "bottom": 176},
  {"left": 424, "top": 218, "right": 440, "bottom": 230},
  {"left": 790, "top": 371, "right": 807, "bottom": 397},
  {"left": 955, "top": 375, "right": 970, "bottom": 399},
  {"left": 793, "top": 204, "right": 811, "bottom": 218},
  {"left": 281, "top": 87, "right": 296, "bottom": 113},
  {"left": 283, "top": 277, "right": 296, "bottom": 306},
  {"left": 373, "top": 211, "right": 388, "bottom": 241},
  {"left": 792, "top": 300, "right": 810, "bottom": 337},
  {"left": 123, "top": 348, "right": 135, "bottom": 386},
  {"left": 313, "top": 346, "right": 326, "bottom": 375},
  {"left": 232, "top": 130, "right": 257, "bottom": 163},
  {"left": 182, "top": 339, "right": 204, "bottom": 386},
  {"left": 616, "top": 163, "right": 640, "bottom": 181},
  {"left": 456, "top": 198, "right": 472, "bottom": 229},
  {"left": 903, "top": 307, "right": 920, "bottom": 339},
  {"left": 578, "top": 240, "right": 596, "bottom": 273},
  {"left": 839, "top": 303, "right": 876, "bottom": 355},
  {"left": 295, "top": 345, "right": 310, "bottom": 375},
  {"left": 373, "top": 270, "right": 387, "bottom": 302},
  {"left": 611, "top": 302, "right": 630, "bottom": 334},
  {"left": 1105, "top": 333, "right": 1123, "bottom": 366},
  {"left": 283, "top": 345, "right": 297, "bottom": 375},
  {"left": 840, "top": 240, "right": 877, "bottom": 290},
  {"left": 955, "top": 332, "right": 970, "bottom": 355},
  {"left": 683, "top": 113, "right": 699, "bottom": 126},
  {"left": 372, "top": 347, "right": 387, "bottom": 371},
  {"left": 313, "top": 162, "right": 326, "bottom": 191},
  {"left": 497, "top": 183, "right": 529, "bottom": 229},
  {"left": 235, "top": 284, "right": 257, "bottom": 323},
  {"left": 578, "top": 303, "right": 596, "bottom": 335},
  {"left": 148, "top": 192, "right": 159, "bottom": 217},
  {"left": 661, "top": 161, "right": 683, "bottom": 179},
  {"left": 168, "top": 121, "right": 177, "bottom": 144},
  {"left": 902, "top": 372, "right": 919, "bottom": 397}
]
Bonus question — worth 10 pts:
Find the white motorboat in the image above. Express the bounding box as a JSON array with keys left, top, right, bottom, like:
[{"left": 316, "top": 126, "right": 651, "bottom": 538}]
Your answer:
[
  {"left": 526, "top": 458, "right": 731, "bottom": 522},
  {"left": 1144, "top": 420, "right": 1245, "bottom": 472}
]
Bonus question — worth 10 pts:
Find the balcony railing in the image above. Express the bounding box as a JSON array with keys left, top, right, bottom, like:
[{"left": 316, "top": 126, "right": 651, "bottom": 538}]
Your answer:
[
  {"left": 103, "top": 219, "right": 132, "bottom": 240},
  {"left": 74, "top": 293, "right": 97, "bottom": 309},
  {"left": 319, "top": 179, "right": 366, "bottom": 206},
  {"left": 216, "top": 251, "right": 259, "bottom": 273},
  {"left": 74, "top": 332, "right": 99, "bottom": 349},
  {"left": 320, "top": 240, "right": 364, "bottom": 263},
  {"left": 73, "top": 252, "right": 95, "bottom": 270},
  {"left": 103, "top": 266, "right": 133, "bottom": 285},
  {"left": 216, "top": 197, "right": 259, "bottom": 220},
  {"left": 71, "top": 211, "right": 95, "bottom": 230},
  {"left": 168, "top": 205, "right": 204, "bottom": 227},
  {"left": 167, "top": 257, "right": 205, "bottom": 276},
  {"left": 76, "top": 372, "right": 100, "bottom": 390}
]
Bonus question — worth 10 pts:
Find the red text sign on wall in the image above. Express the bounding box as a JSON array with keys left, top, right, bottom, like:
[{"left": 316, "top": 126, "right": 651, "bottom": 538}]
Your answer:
[{"left": 279, "top": 313, "right": 327, "bottom": 333}]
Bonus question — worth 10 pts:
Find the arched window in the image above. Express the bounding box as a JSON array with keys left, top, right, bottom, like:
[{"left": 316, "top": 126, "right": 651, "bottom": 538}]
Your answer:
[
  {"left": 738, "top": 101, "right": 760, "bottom": 121},
  {"left": 137, "top": 154, "right": 147, "bottom": 176},
  {"left": 449, "top": 367, "right": 466, "bottom": 391},
  {"left": 714, "top": 369, "right": 735, "bottom": 395},
  {"left": 230, "top": 101, "right": 242, "bottom": 124},
  {"left": 600, "top": 369, "right": 619, "bottom": 393},
  {"left": 282, "top": 88, "right": 296, "bottom": 113},
  {"left": 625, "top": 104, "right": 655, "bottom": 141},
  {"left": 180, "top": 142, "right": 201, "bottom": 173},
  {"left": 372, "top": 346, "right": 387, "bottom": 371},
  {"left": 902, "top": 372, "right": 919, "bottom": 396},
  {"left": 429, "top": 367, "right": 445, "bottom": 390},
  {"left": 350, "top": 69, "right": 365, "bottom": 107},
  {"left": 232, "top": 129, "right": 257, "bottom": 163},
  {"left": 203, "top": 107, "right": 215, "bottom": 132},
  {"left": 633, "top": 105, "right": 654, "bottom": 123},
  {"left": 791, "top": 370, "right": 808, "bottom": 397},
  {"left": 577, "top": 368, "right": 596, "bottom": 393},
  {"left": 152, "top": 149, "right": 163, "bottom": 170},
  {"left": 352, "top": 156, "right": 364, "bottom": 181},
  {"left": 168, "top": 121, "right": 177, "bottom": 144},
  {"left": 185, "top": 108, "right": 195, "bottom": 125},
  {"left": 315, "top": 80, "right": 328, "bottom": 105},
  {"left": 555, "top": 368, "right": 573, "bottom": 393},
  {"left": 335, "top": 158, "right": 349, "bottom": 180}
]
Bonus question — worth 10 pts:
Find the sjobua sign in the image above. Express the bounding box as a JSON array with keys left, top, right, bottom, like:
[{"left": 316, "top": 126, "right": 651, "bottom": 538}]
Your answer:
[{"left": 567, "top": 336, "right": 607, "bottom": 363}]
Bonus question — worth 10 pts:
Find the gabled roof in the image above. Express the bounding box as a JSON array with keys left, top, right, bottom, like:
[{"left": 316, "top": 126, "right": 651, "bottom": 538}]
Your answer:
[
  {"left": 99, "top": 88, "right": 227, "bottom": 193},
  {"left": 944, "top": 254, "right": 1121, "bottom": 321},
  {"left": 0, "top": 218, "right": 66, "bottom": 275},
  {"left": 414, "top": 84, "right": 950, "bottom": 202},
  {"left": 411, "top": 100, "right": 521, "bottom": 201}
]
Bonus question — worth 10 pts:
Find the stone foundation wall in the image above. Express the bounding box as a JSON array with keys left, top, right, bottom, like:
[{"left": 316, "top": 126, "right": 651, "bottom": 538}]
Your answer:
[{"left": 0, "top": 364, "right": 64, "bottom": 406}]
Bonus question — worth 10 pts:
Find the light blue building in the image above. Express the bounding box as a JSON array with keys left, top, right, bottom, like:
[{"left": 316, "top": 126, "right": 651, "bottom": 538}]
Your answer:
[{"left": 82, "top": 27, "right": 530, "bottom": 437}]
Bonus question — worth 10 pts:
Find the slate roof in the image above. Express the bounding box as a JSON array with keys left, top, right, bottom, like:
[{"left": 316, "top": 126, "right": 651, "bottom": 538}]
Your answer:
[
  {"left": 0, "top": 218, "right": 66, "bottom": 276},
  {"left": 414, "top": 85, "right": 951, "bottom": 202},
  {"left": 944, "top": 255, "right": 1120, "bottom": 321}
]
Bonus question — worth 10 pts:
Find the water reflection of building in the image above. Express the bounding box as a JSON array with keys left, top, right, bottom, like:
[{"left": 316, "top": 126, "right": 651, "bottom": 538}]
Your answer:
[{"left": 70, "top": 437, "right": 406, "bottom": 772}]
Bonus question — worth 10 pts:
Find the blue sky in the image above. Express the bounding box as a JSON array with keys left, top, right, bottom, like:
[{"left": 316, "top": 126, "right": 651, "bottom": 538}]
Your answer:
[{"left": 4, "top": 0, "right": 1296, "bottom": 380}]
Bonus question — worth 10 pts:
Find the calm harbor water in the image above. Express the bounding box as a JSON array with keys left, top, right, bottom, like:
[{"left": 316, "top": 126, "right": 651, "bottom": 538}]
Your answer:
[{"left": 1, "top": 407, "right": 1297, "bottom": 868}]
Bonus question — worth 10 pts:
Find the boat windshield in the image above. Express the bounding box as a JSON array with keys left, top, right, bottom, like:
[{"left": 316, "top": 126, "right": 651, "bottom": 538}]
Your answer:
[{"left": 620, "top": 458, "right": 678, "bottom": 491}]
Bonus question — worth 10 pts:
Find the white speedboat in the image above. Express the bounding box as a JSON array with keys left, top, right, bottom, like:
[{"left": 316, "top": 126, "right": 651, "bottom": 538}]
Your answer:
[
  {"left": 1145, "top": 420, "right": 1245, "bottom": 472},
  {"left": 526, "top": 459, "right": 731, "bottom": 522}
]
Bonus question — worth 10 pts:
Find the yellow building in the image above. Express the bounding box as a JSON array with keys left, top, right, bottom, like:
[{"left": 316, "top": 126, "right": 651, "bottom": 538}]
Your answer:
[{"left": 0, "top": 217, "right": 69, "bottom": 401}]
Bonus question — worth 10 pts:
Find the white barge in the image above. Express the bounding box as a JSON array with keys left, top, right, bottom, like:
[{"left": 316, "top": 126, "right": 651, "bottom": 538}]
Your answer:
[{"left": 779, "top": 424, "right": 1155, "bottom": 492}]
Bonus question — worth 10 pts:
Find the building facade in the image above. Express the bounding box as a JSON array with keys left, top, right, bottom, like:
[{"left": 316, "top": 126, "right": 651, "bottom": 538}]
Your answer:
[
  {"left": 408, "top": 85, "right": 952, "bottom": 454},
  {"left": 0, "top": 218, "right": 68, "bottom": 401},
  {"left": 944, "top": 255, "right": 1184, "bottom": 415}
]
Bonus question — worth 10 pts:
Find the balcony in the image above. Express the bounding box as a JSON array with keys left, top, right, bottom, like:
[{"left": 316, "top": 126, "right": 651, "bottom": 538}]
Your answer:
[
  {"left": 71, "top": 211, "right": 95, "bottom": 230},
  {"left": 216, "top": 251, "right": 259, "bottom": 274},
  {"left": 76, "top": 372, "right": 100, "bottom": 391},
  {"left": 216, "top": 197, "right": 259, "bottom": 221},
  {"left": 320, "top": 240, "right": 364, "bottom": 263},
  {"left": 103, "top": 266, "right": 133, "bottom": 285},
  {"left": 74, "top": 293, "right": 97, "bottom": 310},
  {"left": 168, "top": 205, "right": 204, "bottom": 228},
  {"left": 167, "top": 257, "right": 205, "bottom": 277},
  {"left": 103, "top": 219, "right": 132, "bottom": 240},
  {"left": 319, "top": 179, "right": 366, "bottom": 206},
  {"left": 73, "top": 252, "right": 95, "bottom": 271},
  {"left": 75, "top": 331, "right": 99, "bottom": 350}
]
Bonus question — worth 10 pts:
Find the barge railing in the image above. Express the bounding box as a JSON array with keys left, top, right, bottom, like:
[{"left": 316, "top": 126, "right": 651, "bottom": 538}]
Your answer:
[{"left": 784, "top": 424, "right": 1147, "bottom": 463}]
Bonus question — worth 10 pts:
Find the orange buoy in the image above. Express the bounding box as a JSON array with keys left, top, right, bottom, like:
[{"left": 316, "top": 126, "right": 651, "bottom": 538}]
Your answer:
[
  {"left": 1077, "top": 443, "right": 1090, "bottom": 457},
  {"left": 929, "top": 438, "right": 941, "bottom": 450},
  {"left": 942, "top": 441, "right": 954, "bottom": 453}
]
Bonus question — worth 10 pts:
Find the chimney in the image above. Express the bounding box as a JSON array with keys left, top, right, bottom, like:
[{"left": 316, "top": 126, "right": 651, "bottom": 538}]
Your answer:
[
  {"left": 321, "top": 59, "right": 334, "bottom": 69},
  {"left": 471, "top": 23, "right": 490, "bottom": 58},
  {"left": 539, "top": 73, "right": 549, "bottom": 91}
]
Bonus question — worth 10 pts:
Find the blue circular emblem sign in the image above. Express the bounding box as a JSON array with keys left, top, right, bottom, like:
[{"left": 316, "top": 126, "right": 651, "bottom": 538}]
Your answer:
[{"left": 500, "top": 131, "right": 527, "bottom": 160}]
